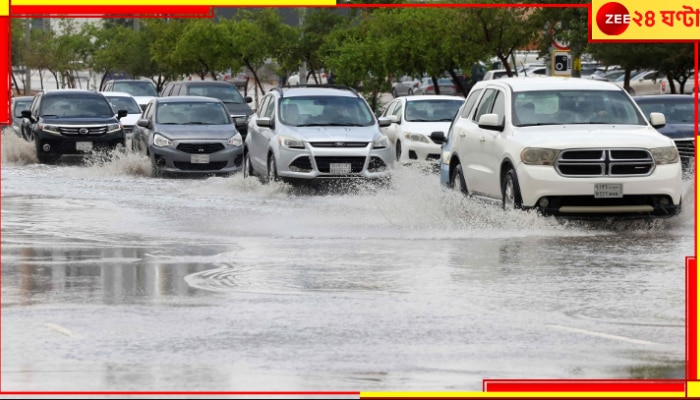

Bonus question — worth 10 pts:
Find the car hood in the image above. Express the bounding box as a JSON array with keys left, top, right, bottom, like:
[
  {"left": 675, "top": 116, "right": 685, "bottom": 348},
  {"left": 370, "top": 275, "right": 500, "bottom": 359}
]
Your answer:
[
  {"left": 120, "top": 114, "right": 141, "bottom": 126},
  {"left": 41, "top": 116, "right": 119, "bottom": 125},
  {"left": 513, "top": 124, "right": 676, "bottom": 149},
  {"left": 284, "top": 125, "right": 381, "bottom": 142},
  {"left": 224, "top": 102, "right": 253, "bottom": 117},
  {"left": 155, "top": 124, "right": 238, "bottom": 140},
  {"left": 655, "top": 123, "right": 694, "bottom": 139},
  {"left": 402, "top": 121, "right": 452, "bottom": 134},
  {"left": 133, "top": 96, "right": 156, "bottom": 106}
]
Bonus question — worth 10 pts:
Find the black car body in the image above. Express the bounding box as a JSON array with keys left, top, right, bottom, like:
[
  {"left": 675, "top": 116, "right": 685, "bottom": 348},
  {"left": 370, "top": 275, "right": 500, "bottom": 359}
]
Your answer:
[
  {"left": 7, "top": 96, "right": 34, "bottom": 139},
  {"left": 634, "top": 95, "right": 695, "bottom": 170},
  {"left": 159, "top": 80, "right": 254, "bottom": 138},
  {"left": 21, "top": 90, "right": 127, "bottom": 164}
]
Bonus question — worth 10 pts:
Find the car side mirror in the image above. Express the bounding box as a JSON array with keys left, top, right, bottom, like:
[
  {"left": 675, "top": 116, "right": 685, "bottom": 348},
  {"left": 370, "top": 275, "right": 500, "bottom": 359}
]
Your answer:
[
  {"left": 649, "top": 112, "right": 666, "bottom": 129},
  {"left": 378, "top": 117, "right": 392, "bottom": 127},
  {"left": 256, "top": 117, "right": 273, "bottom": 128},
  {"left": 478, "top": 113, "right": 504, "bottom": 131},
  {"left": 245, "top": 96, "right": 253, "bottom": 104},
  {"left": 117, "top": 109, "right": 128, "bottom": 119},
  {"left": 430, "top": 131, "right": 446, "bottom": 144},
  {"left": 137, "top": 118, "right": 152, "bottom": 129},
  {"left": 20, "top": 110, "right": 34, "bottom": 123},
  {"left": 388, "top": 115, "right": 399, "bottom": 124}
]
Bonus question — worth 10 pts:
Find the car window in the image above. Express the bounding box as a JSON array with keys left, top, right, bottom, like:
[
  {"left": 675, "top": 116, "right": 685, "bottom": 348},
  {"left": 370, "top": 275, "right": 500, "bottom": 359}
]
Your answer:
[
  {"left": 41, "top": 95, "right": 114, "bottom": 117},
  {"left": 257, "top": 95, "right": 271, "bottom": 118},
  {"left": 156, "top": 101, "right": 231, "bottom": 125},
  {"left": 278, "top": 95, "right": 375, "bottom": 127},
  {"left": 105, "top": 96, "right": 142, "bottom": 114},
  {"left": 112, "top": 81, "right": 158, "bottom": 97},
  {"left": 636, "top": 98, "right": 693, "bottom": 124},
  {"left": 187, "top": 84, "right": 245, "bottom": 104},
  {"left": 13, "top": 100, "right": 32, "bottom": 116},
  {"left": 263, "top": 97, "right": 275, "bottom": 119},
  {"left": 382, "top": 100, "right": 397, "bottom": 117},
  {"left": 391, "top": 102, "right": 403, "bottom": 119},
  {"left": 490, "top": 91, "right": 506, "bottom": 125},
  {"left": 143, "top": 102, "right": 154, "bottom": 119},
  {"left": 512, "top": 90, "right": 646, "bottom": 126},
  {"left": 473, "top": 89, "right": 498, "bottom": 122},
  {"left": 460, "top": 88, "right": 482, "bottom": 119},
  {"left": 405, "top": 99, "right": 463, "bottom": 122}
]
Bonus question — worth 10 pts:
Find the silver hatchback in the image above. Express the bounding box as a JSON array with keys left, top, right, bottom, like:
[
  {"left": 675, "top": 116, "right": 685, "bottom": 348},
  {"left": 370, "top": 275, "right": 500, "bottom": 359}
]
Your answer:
[{"left": 244, "top": 86, "right": 394, "bottom": 182}]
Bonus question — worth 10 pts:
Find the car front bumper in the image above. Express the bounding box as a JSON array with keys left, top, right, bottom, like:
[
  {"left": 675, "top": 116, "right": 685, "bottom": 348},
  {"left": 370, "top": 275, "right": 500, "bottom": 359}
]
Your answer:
[
  {"left": 150, "top": 143, "right": 244, "bottom": 175},
  {"left": 36, "top": 129, "right": 125, "bottom": 156},
  {"left": 275, "top": 145, "right": 393, "bottom": 180}
]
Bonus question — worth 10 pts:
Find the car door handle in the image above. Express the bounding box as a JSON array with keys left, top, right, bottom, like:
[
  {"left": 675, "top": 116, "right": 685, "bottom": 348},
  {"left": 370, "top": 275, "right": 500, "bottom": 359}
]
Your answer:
[
  {"left": 459, "top": 132, "right": 466, "bottom": 138},
  {"left": 480, "top": 136, "right": 486, "bottom": 143}
]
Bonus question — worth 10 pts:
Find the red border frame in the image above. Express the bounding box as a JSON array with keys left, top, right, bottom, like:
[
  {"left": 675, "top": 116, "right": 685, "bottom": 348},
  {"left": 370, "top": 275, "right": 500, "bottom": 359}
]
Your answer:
[{"left": 1, "top": 2, "right": 696, "bottom": 397}]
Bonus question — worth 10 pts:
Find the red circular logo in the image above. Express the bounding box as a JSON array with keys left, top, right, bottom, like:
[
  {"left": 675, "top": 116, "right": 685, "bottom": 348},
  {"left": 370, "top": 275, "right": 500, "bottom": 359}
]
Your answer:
[{"left": 596, "top": 2, "right": 630, "bottom": 36}]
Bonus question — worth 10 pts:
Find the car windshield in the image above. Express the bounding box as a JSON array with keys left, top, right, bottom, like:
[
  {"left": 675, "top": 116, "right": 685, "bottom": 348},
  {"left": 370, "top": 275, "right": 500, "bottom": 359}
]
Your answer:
[
  {"left": 156, "top": 102, "right": 232, "bottom": 125},
  {"left": 278, "top": 96, "right": 375, "bottom": 127},
  {"left": 105, "top": 96, "right": 142, "bottom": 114},
  {"left": 405, "top": 99, "right": 463, "bottom": 122},
  {"left": 13, "top": 100, "right": 32, "bottom": 116},
  {"left": 512, "top": 90, "right": 647, "bottom": 126},
  {"left": 112, "top": 81, "right": 158, "bottom": 97},
  {"left": 636, "top": 98, "right": 694, "bottom": 124},
  {"left": 188, "top": 84, "right": 245, "bottom": 104},
  {"left": 41, "top": 96, "right": 114, "bottom": 117}
]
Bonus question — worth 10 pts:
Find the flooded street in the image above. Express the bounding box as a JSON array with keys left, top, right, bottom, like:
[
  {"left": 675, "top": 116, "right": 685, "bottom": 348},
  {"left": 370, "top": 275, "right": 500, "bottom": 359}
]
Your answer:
[{"left": 1, "top": 131, "right": 692, "bottom": 392}]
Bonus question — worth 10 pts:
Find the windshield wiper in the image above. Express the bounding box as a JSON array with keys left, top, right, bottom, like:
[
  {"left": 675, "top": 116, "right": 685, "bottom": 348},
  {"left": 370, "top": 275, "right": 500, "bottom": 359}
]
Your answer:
[
  {"left": 40, "top": 114, "right": 60, "bottom": 118},
  {"left": 183, "top": 122, "right": 206, "bottom": 125},
  {"left": 518, "top": 123, "right": 556, "bottom": 127},
  {"left": 325, "top": 123, "right": 365, "bottom": 127}
]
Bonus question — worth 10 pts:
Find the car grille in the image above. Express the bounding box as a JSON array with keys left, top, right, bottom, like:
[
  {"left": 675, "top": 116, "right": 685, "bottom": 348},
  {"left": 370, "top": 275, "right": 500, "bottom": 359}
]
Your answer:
[
  {"left": 176, "top": 143, "right": 225, "bottom": 154},
  {"left": 674, "top": 139, "right": 695, "bottom": 160},
  {"left": 174, "top": 161, "right": 227, "bottom": 171},
  {"left": 309, "top": 142, "right": 369, "bottom": 148},
  {"left": 315, "top": 156, "right": 366, "bottom": 173},
  {"left": 58, "top": 125, "right": 108, "bottom": 135},
  {"left": 555, "top": 148, "right": 655, "bottom": 177}
]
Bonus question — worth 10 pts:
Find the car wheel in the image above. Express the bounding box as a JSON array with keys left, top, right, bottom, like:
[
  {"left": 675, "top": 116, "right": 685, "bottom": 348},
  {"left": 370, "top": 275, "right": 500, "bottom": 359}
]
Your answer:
[
  {"left": 35, "top": 141, "right": 59, "bottom": 164},
  {"left": 502, "top": 168, "right": 523, "bottom": 210},
  {"left": 243, "top": 151, "right": 254, "bottom": 178},
  {"left": 392, "top": 88, "right": 398, "bottom": 98},
  {"left": 267, "top": 154, "right": 280, "bottom": 183},
  {"left": 395, "top": 141, "right": 402, "bottom": 162},
  {"left": 151, "top": 158, "right": 163, "bottom": 178},
  {"left": 450, "top": 164, "right": 468, "bottom": 196},
  {"left": 408, "top": 89, "right": 414, "bottom": 96}
]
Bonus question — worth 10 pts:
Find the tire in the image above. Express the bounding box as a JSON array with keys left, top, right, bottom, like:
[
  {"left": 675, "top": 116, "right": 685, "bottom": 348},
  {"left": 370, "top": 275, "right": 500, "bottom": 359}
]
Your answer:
[
  {"left": 151, "top": 158, "right": 163, "bottom": 178},
  {"left": 502, "top": 168, "right": 523, "bottom": 210},
  {"left": 450, "top": 164, "right": 468, "bottom": 196},
  {"left": 243, "top": 151, "right": 254, "bottom": 178},
  {"left": 408, "top": 89, "right": 414, "bottom": 96},
  {"left": 392, "top": 88, "right": 398, "bottom": 98},
  {"left": 267, "top": 154, "right": 280, "bottom": 183},
  {"left": 395, "top": 141, "right": 402, "bottom": 162}
]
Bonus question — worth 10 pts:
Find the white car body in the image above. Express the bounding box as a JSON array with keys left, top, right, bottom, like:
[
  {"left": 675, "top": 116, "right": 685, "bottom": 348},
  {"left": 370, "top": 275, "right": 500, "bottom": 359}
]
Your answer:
[
  {"left": 100, "top": 91, "right": 143, "bottom": 138},
  {"left": 380, "top": 95, "right": 464, "bottom": 162},
  {"left": 441, "top": 77, "right": 682, "bottom": 218}
]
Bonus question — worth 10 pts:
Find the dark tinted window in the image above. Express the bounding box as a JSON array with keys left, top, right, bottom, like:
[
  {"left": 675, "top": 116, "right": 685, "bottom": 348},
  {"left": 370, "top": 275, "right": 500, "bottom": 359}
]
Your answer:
[
  {"left": 156, "top": 101, "right": 231, "bottom": 125},
  {"left": 41, "top": 95, "right": 114, "bottom": 117},
  {"left": 112, "top": 81, "right": 158, "bottom": 97},
  {"left": 187, "top": 84, "right": 245, "bottom": 104},
  {"left": 636, "top": 97, "right": 693, "bottom": 124}
]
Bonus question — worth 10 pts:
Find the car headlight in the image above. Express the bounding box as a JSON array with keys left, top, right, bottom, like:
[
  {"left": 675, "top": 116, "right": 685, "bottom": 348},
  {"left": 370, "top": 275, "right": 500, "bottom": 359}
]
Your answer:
[
  {"left": 279, "top": 135, "right": 305, "bottom": 149},
  {"left": 153, "top": 133, "right": 173, "bottom": 147},
  {"left": 39, "top": 124, "right": 60, "bottom": 134},
  {"left": 405, "top": 132, "right": 430, "bottom": 144},
  {"left": 228, "top": 133, "right": 243, "bottom": 147},
  {"left": 372, "top": 136, "right": 389, "bottom": 149},
  {"left": 107, "top": 123, "right": 122, "bottom": 133},
  {"left": 651, "top": 146, "right": 679, "bottom": 164},
  {"left": 520, "top": 147, "right": 559, "bottom": 165}
]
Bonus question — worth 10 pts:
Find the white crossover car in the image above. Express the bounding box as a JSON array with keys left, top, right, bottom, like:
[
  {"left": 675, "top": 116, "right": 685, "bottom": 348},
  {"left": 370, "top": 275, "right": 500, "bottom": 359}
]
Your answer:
[{"left": 439, "top": 77, "right": 683, "bottom": 218}]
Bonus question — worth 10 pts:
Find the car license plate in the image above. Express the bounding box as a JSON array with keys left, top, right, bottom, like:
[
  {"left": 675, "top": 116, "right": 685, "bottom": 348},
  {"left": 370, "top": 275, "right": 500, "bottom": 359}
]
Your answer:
[
  {"left": 594, "top": 183, "right": 623, "bottom": 198},
  {"left": 191, "top": 154, "right": 210, "bottom": 164},
  {"left": 330, "top": 163, "right": 351, "bottom": 174},
  {"left": 76, "top": 141, "right": 92, "bottom": 152}
]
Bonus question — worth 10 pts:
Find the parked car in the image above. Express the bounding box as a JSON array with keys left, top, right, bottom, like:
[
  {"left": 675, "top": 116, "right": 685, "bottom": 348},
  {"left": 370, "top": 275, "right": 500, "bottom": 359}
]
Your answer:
[
  {"left": 588, "top": 68, "right": 625, "bottom": 82},
  {"left": 101, "top": 92, "right": 142, "bottom": 140},
  {"left": 100, "top": 79, "right": 158, "bottom": 111},
  {"left": 413, "top": 77, "right": 457, "bottom": 95},
  {"left": 21, "top": 89, "right": 127, "bottom": 164},
  {"left": 482, "top": 69, "right": 510, "bottom": 80},
  {"left": 131, "top": 96, "right": 243, "bottom": 177},
  {"left": 287, "top": 71, "right": 328, "bottom": 86},
  {"left": 440, "top": 77, "right": 682, "bottom": 219},
  {"left": 160, "top": 80, "right": 254, "bottom": 139},
  {"left": 634, "top": 94, "right": 695, "bottom": 171},
  {"left": 243, "top": 86, "right": 393, "bottom": 183},
  {"left": 6, "top": 96, "right": 34, "bottom": 140},
  {"left": 380, "top": 95, "right": 464, "bottom": 162},
  {"left": 391, "top": 75, "right": 420, "bottom": 97}
]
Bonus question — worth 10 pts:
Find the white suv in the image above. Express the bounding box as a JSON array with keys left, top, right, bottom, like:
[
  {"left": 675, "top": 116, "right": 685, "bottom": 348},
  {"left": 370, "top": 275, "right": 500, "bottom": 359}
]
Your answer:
[{"left": 439, "top": 77, "right": 683, "bottom": 218}]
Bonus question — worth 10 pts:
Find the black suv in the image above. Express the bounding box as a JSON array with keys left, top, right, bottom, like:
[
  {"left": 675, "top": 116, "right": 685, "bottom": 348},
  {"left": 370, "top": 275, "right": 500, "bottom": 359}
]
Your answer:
[
  {"left": 21, "top": 90, "right": 128, "bottom": 164},
  {"left": 160, "top": 80, "right": 254, "bottom": 138}
]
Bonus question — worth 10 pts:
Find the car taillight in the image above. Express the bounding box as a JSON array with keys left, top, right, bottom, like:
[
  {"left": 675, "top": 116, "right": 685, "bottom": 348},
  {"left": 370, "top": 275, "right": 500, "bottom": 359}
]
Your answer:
[{"left": 661, "top": 80, "right": 667, "bottom": 92}]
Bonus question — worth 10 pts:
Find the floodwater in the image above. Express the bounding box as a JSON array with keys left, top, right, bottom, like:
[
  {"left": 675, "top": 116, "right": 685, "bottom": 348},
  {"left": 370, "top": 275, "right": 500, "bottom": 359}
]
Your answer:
[{"left": 0, "top": 130, "right": 693, "bottom": 394}]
